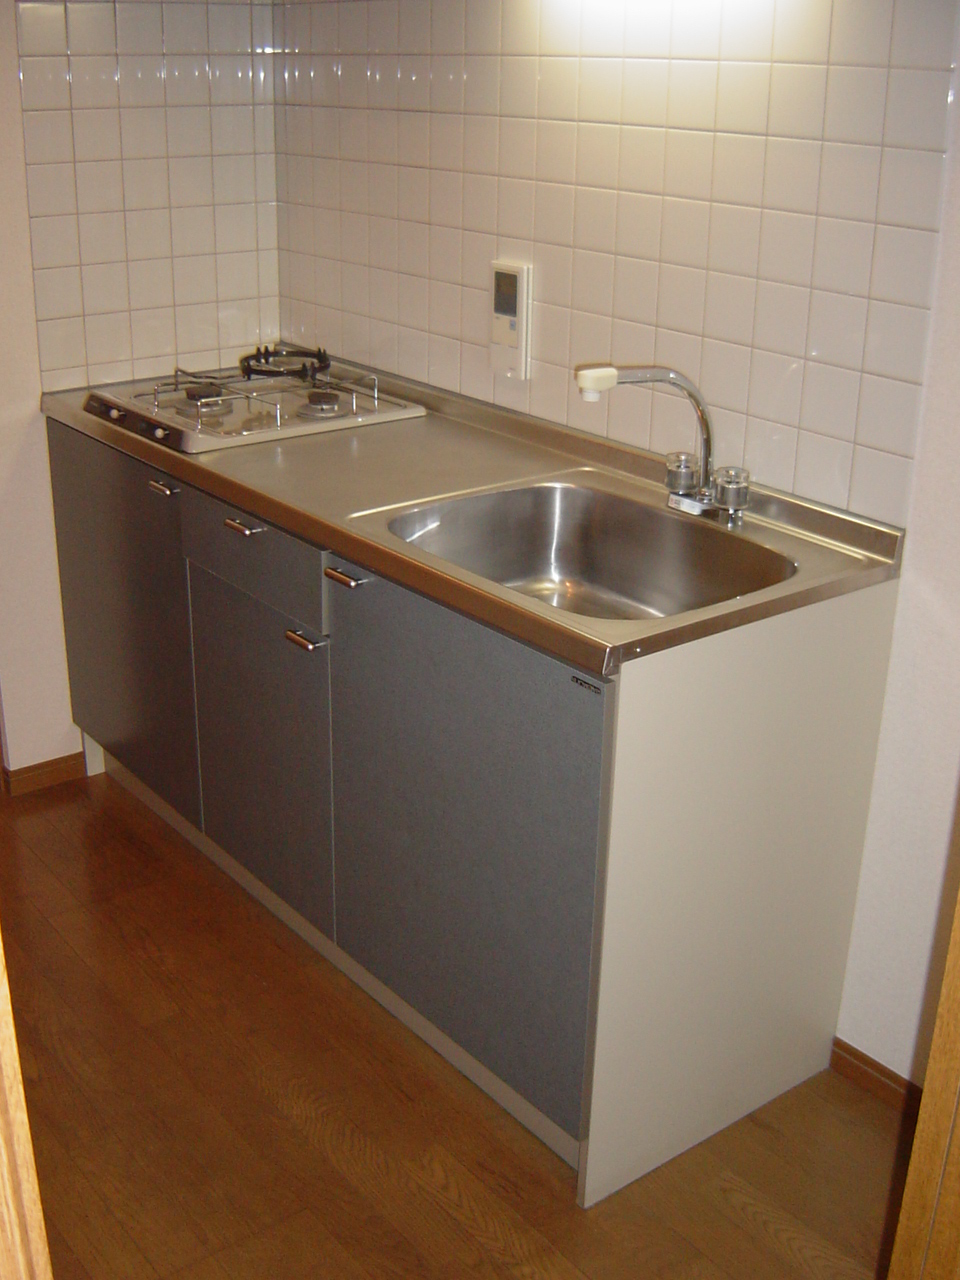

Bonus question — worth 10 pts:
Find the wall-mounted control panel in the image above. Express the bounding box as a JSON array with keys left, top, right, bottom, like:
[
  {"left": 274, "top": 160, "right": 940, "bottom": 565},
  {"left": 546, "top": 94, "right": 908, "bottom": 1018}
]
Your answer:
[{"left": 490, "top": 260, "right": 532, "bottom": 380}]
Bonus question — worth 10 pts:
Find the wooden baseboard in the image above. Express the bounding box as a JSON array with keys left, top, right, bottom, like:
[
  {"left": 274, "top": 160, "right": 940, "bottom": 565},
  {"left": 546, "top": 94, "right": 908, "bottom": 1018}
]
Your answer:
[
  {"left": 831, "top": 1037, "right": 923, "bottom": 1111},
  {"left": 1, "top": 751, "right": 86, "bottom": 798}
]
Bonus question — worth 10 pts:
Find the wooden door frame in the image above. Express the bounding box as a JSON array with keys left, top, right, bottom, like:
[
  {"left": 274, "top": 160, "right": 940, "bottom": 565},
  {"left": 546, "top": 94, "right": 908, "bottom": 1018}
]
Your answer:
[
  {"left": 0, "top": 923, "right": 53, "bottom": 1278},
  {"left": 887, "top": 849, "right": 960, "bottom": 1278}
]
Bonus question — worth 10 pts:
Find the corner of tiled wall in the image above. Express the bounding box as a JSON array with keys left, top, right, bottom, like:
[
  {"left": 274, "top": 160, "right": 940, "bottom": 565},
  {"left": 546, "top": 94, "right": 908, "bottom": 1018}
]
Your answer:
[
  {"left": 16, "top": 0, "right": 959, "bottom": 523},
  {"left": 17, "top": 0, "right": 281, "bottom": 393},
  {"left": 271, "top": 0, "right": 958, "bottom": 524}
]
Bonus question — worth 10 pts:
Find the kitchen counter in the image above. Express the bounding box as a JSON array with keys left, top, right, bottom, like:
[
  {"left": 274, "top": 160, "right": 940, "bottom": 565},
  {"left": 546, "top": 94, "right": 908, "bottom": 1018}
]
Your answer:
[
  {"left": 42, "top": 367, "right": 904, "bottom": 1207},
  {"left": 42, "top": 368, "right": 902, "bottom": 677}
]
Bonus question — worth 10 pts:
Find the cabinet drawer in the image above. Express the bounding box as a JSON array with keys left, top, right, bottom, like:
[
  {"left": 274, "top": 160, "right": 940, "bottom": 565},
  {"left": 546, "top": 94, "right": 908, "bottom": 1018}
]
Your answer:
[{"left": 181, "top": 487, "right": 324, "bottom": 631}]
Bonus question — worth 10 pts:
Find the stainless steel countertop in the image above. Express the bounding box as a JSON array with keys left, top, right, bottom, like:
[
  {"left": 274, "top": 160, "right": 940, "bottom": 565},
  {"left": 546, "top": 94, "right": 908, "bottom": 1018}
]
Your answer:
[{"left": 42, "top": 368, "right": 903, "bottom": 677}]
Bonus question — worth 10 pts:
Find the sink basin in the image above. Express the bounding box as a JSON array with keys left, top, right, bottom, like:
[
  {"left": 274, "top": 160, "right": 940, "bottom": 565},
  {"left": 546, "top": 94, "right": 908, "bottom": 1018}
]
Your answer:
[{"left": 387, "top": 482, "right": 797, "bottom": 620}]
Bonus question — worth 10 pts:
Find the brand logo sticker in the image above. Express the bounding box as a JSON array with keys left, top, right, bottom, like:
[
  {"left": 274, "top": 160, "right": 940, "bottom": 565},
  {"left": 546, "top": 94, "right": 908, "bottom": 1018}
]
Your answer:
[{"left": 571, "top": 675, "right": 602, "bottom": 695}]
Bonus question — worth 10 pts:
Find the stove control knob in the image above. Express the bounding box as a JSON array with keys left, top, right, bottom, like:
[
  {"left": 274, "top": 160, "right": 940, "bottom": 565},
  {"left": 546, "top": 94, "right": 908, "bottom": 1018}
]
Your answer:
[
  {"left": 108, "top": 407, "right": 123, "bottom": 421},
  {"left": 153, "top": 426, "right": 168, "bottom": 440}
]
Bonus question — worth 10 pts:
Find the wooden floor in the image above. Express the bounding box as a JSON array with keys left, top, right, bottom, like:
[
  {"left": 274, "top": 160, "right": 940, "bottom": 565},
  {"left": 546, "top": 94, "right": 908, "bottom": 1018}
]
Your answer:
[{"left": 0, "top": 775, "right": 915, "bottom": 1280}]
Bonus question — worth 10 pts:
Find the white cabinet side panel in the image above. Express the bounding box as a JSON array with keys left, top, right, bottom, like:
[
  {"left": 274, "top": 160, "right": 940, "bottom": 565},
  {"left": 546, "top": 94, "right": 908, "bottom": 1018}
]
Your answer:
[{"left": 580, "top": 580, "right": 898, "bottom": 1207}]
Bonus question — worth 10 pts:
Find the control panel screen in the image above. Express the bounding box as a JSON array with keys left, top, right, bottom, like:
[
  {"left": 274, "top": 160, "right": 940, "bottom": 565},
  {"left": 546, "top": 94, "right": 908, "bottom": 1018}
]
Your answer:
[{"left": 494, "top": 270, "right": 518, "bottom": 319}]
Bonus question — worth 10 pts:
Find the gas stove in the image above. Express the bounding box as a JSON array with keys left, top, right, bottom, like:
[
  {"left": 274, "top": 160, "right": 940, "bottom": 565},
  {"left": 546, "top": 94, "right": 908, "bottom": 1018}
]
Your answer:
[{"left": 82, "top": 344, "right": 426, "bottom": 453}]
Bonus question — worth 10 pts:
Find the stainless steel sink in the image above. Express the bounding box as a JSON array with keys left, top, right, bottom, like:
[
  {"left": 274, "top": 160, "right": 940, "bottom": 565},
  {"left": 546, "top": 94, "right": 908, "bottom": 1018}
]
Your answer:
[{"left": 387, "top": 482, "right": 797, "bottom": 621}]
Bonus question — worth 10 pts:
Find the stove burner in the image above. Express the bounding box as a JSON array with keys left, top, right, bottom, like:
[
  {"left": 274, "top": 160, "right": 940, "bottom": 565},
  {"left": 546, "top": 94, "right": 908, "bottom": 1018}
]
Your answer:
[
  {"left": 185, "top": 382, "right": 223, "bottom": 401},
  {"left": 175, "top": 381, "right": 232, "bottom": 421},
  {"left": 310, "top": 389, "right": 340, "bottom": 410},
  {"left": 297, "top": 388, "right": 347, "bottom": 421}
]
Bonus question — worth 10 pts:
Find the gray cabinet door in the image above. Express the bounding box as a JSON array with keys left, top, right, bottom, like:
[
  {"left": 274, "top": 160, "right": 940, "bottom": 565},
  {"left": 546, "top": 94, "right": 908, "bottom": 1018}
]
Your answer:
[
  {"left": 328, "top": 562, "right": 611, "bottom": 1140},
  {"left": 190, "top": 566, "right": 335, "bottom": 938},
  {"left": 46, "top": 420, "right": 202, "bottom": 827}
]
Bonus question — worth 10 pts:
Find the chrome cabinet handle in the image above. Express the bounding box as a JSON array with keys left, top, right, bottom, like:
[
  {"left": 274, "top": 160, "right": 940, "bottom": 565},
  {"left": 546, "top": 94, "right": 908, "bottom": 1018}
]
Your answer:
[
  {"left": 148, "top": 479, "right": 175, "bottom": 497},
  {"left": 224, "top": 516, "right": 265, "bottom": 537},
  {"left": 285, "top": 629, "right": 322, "bottom": 652},
  {"left": 324, "top": 566, "right": 365, "bottom": 589}
]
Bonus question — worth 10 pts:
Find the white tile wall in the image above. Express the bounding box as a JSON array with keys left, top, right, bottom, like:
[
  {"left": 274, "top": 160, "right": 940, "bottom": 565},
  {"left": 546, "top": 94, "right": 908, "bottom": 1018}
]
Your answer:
[
  {"left": 17, "top": 0, "right": 957, "bottom": 525},
  {"left": 270, "top": 0, "right": 958, "bottom": 525},
  {"left": 18, "top": 0, "right": 279, "bottom": 389}
]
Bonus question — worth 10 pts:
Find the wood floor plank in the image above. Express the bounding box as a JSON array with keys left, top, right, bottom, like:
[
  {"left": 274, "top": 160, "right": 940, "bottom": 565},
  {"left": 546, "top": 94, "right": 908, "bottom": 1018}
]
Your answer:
[
  {"left": 4, "top": 936, "right": 235, "bottom": 1263},
  {"left": 712, "top": 1170, "right": 871, "bottom": 1280},
  {"left": 65, "top": 775, "right": 254, "bottom": 908},
  {"left": 15, "top": 1018, "right": 216, "bottom": 1276},
  {"left": 42, "top": 779, "right": 208, "bottom": 897},
  {"left": 147, "top": 1010, "right": 453, "bottom": 1280},
  {"left": 229, "top": 1011, "right": 579, "bottom": 1279},
  {"left": 402, "top": 1142, "right": 589, "bottom": 1280},
  {"left": 605, "top": 1142, "right": 870, "bottom": 1280},
  {"left": 0, "top": 777, "right": 914, "bottom": 1280},
  {"left": 706, "top": 1080, "right": 899, "bottom": 1267},
  {"left": 1, "top": 903, "right": 308, "bottom": 1257},
  {"left": 214, "top": 1013, "right": 521, "bottom": 1280},
  {"left": 540, "top": 1183, "right": 733, "bottom": 1280},
  {"left": 42, "top": 901, "right": 180, "bottom": 1028},
  {"left": 44, "top": 1222, "right": 95, "bottom": 1280},
  {"left": 30, "top": 1117, "right": 158, "bottom": 1280},
  {"left": 0, "top": 812, "right": 80, "bottom": 921},
  {"left": 0, "top": 796, "right": 163, "bottom": 908},
  {"left": 170, "top": 1209, "right": 380, "bottom": 1280}
]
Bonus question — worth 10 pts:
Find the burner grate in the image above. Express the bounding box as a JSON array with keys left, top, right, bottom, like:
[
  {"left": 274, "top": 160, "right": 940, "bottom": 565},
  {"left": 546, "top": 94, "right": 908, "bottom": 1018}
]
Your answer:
[
  {"left": 83, "top": 345, "right": 426, "bottom": 452},
  {"left": 140, "top": 367, "right": 284, "bottom": 431},
  {"left": 240, "top": 342, "right": 332, "bottom": 382}
]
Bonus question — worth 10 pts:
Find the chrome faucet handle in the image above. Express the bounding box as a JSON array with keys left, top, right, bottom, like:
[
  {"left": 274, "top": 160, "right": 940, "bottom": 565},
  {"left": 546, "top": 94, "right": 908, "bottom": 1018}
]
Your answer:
[
  {"left": 665, "top": 452, "right": 700, "bottom": 495},
  {"left": 714, "top": 467, "right": 750, "bottom": 515}
]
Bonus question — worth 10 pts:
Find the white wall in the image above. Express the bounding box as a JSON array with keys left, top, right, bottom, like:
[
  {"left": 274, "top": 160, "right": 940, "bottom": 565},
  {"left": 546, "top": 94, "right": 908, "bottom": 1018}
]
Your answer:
[
  {"left": 0, "top": 0, "right": 79, "bottom": 771},
  {"left": 275, "top": 0, "right": 957, "bottom": 526},
  {"left": 836, "top": 26, "right": 960, "bottom": 1082}
]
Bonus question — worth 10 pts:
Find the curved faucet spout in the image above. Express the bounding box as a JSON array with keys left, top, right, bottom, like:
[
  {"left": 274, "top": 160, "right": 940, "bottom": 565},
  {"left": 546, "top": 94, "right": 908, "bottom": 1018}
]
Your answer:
[{"left": 575, "top": 364, "right": 713, "bottom": 494}]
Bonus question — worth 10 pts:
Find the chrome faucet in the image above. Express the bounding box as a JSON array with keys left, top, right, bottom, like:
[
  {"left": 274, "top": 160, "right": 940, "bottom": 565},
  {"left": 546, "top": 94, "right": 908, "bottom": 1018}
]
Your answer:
[
  {"left": 573, "top": 364, "right": 749, "bottom": 518},
  {"left": 575, "top": 364, "right": 713, "bottom": 494}
]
